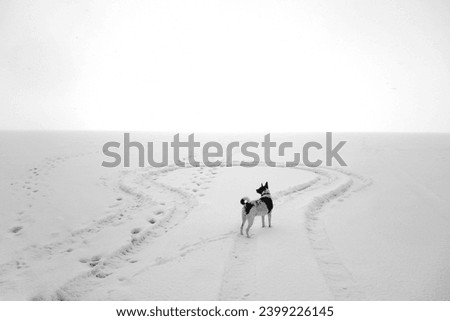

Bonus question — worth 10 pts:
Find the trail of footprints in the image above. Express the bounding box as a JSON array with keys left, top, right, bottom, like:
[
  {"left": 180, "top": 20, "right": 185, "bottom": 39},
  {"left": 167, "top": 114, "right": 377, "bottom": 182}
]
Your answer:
[
  {"left": 2, "top": 161, "right": 220, "bottom": 299},
  {"left": 7, "top": 151, "right": 99, "bottom": 236},
  {"left": 189, "top": 166, "right": 217, "bottom": 196},
  {"left": 51, "top": 169, "right": 206, "bottom": 298},
  {"left": 154, "top": 165, "right": 218, "bottom": 198}
]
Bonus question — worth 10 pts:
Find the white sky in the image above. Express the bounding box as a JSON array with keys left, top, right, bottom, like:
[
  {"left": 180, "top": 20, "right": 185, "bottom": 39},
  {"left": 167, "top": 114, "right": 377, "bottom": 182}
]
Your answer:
[{"left": 0, "top": 0, "right": 449, "bottom": 132}]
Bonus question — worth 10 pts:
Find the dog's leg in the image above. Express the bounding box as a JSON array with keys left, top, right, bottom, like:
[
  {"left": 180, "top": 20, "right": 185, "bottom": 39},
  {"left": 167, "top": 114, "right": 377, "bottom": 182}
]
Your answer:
[
  {"left": 268, "top": 212, "right": 272, "bottom": 228},
  {"left": 261, "top": 214, "right": 265, "bottom": 227},
  {"left": 240, "top": 211, "right": 246, "bottom": 235},
  {"left": 246, "top": 215, "right": 255, "bottom": 238}
]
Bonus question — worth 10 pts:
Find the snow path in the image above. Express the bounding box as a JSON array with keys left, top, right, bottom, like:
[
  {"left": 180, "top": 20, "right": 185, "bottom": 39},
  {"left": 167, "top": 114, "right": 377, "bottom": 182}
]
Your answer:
[
  {"left": 59, "top": 165, "right": 368, "bottom": 300},
  {"left": 218, "top": 166, "right": 371, "bottom": 300},
  {"left": 1, "top": 150, "right": 371, "bottom": 300},
  {"left": 2, "top": 133, "right": 449, "bottom": 300}
]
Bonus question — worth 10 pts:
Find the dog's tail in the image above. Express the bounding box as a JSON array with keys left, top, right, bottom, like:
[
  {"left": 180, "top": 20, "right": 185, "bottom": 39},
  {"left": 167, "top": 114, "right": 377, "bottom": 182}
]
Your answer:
[
  {"left": 240, "top": 197, "right": 254, "bottom": 215},
  {"left": 240, "top": 197, "right": 250, "bottom": 205}
]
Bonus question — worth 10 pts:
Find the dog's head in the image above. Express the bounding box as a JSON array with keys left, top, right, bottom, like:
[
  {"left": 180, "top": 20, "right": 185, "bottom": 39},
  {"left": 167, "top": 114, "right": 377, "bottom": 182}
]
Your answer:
[{"left": 256, "top": 182, "right": 269, "bottom": 195}]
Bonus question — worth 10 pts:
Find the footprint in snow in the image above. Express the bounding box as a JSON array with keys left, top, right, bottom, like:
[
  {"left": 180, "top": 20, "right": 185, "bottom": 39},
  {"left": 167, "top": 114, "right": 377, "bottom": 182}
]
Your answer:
[
  {"left": 10, "top": 226, "right": 23, "bottom": 234},
  {"left": 131, "top": 227, "right": 141, "bottom": 235},
  {"left": 79, "top": 255, "right": 102, "bottom": 267}
]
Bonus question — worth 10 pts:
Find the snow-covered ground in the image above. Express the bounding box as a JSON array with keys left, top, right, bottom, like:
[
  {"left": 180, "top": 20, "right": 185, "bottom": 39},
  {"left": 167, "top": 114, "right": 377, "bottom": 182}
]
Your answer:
[{"left": 0, "top": 132, "right": 449, "bottom": 300}]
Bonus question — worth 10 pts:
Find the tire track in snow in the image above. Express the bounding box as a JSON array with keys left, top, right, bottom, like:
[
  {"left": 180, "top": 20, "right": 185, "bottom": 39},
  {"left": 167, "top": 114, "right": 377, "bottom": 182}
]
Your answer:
[
  {"left": 301, "top": 166, "right": 372, "bottom": 299},
  {"left": 132, "top": 232, "right": 235, "bottom": 278},
  {"left": 219, "top": 234, "right": 258, "bottom": 300},
  {"left": 47, "top": 166, "right": 199, "bottom": 300},
  {"left": 304, "top": 174, "right": 358, "bottom": 299},
  {"left": 0, "top": 165, "right": 179, "bottom": 285}
]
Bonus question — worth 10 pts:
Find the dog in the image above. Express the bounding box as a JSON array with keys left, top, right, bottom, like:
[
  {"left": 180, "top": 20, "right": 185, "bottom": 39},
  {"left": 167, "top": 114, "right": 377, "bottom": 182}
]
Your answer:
[{"left": 240, "top": 182, "right": 273, "bottom": 238}]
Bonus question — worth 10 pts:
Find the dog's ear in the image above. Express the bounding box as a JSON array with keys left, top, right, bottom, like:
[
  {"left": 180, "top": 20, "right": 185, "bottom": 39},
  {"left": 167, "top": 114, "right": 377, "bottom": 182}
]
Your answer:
[
  {"left": 261, "top": 183, "right": 263, "bottom": 187},
  {"left": 265, "top": 182, "right": 269, "bottom": 188}
]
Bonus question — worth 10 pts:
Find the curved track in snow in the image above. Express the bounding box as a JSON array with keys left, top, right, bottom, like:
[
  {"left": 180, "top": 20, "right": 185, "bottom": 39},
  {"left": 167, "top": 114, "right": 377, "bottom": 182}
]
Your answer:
[{"left": 1, "top": 156, "right": 371, "bottom": 300}]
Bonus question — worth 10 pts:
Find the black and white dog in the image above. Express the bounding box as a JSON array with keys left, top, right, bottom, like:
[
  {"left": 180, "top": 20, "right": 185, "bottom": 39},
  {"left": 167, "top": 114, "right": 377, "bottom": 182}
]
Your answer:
[{"left": 240, "top": 182, "right": 273, "bottom": 238}]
